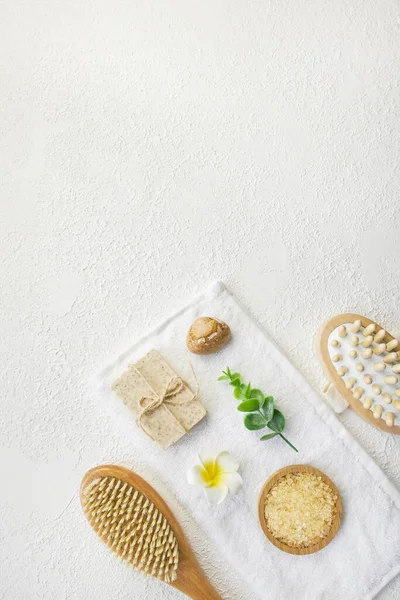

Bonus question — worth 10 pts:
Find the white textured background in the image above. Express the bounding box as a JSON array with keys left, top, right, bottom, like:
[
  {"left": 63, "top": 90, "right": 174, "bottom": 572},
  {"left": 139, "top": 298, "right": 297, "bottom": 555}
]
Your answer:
[{"left": 1, "top": 1, "right": 400, "bottom": 599}]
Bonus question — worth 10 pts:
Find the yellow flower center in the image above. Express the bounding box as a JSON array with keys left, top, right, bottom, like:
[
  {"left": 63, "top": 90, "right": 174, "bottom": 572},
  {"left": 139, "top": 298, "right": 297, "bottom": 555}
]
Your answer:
[{"left": 200, "top": 461, "right": 224, "bottom": 487}]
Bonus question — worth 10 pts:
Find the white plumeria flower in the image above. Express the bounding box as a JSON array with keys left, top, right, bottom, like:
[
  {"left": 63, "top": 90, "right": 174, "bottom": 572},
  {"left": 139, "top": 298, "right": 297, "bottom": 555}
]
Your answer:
[{"left": 187, "top": 451, "right": 243, "bottom": 504}]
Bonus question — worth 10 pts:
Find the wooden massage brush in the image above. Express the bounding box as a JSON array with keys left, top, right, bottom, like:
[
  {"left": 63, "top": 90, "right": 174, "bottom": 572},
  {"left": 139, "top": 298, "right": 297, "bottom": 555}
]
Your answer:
[
  {"left": 81, "top": 465, "right": 223, "bottom": 600},
  {"left": 317, "top": 313, "right": 400, "bottom": 434}
]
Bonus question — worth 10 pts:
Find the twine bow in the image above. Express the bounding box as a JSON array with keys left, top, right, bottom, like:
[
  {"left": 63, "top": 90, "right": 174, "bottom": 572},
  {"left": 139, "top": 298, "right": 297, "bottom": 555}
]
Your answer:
[{"left": 137, "top": 364, "right": 199, "bottom": 440}]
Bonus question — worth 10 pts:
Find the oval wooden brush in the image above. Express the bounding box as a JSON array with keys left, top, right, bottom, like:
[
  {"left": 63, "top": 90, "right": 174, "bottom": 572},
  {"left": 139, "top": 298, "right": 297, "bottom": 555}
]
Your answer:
[
  {"left": 317, "top": 313, "right": 400, "bottom": 434},
  {"left": 81, "top": 465, "right": 223, "bottom": 600}
]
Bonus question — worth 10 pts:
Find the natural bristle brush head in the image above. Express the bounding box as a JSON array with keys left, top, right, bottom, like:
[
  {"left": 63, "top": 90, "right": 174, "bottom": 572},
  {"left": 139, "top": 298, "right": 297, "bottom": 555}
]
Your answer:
[
  {"left": 81, "top": 470, "right": 179, "bottom": 583},
  {"left": 80, "top": 465, "right": 223, "bottom": 600}
]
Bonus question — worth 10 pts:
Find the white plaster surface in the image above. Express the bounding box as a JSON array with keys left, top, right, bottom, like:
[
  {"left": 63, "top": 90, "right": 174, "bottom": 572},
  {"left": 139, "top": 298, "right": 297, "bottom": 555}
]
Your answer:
[{"left": 1, "top": 1, "right": 400, "bottom": 598}]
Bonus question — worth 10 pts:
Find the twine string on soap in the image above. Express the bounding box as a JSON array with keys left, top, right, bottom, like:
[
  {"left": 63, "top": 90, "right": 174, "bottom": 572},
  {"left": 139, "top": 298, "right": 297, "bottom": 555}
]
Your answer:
[{"left": 137, "top": 364, "right": 199, "bottom": 440}]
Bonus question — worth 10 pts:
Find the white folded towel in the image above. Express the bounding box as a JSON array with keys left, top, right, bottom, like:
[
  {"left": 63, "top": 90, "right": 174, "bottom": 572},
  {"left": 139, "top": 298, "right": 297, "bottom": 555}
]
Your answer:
[{"left": 97, "top": 282, "right": 400, "bottom": 600}]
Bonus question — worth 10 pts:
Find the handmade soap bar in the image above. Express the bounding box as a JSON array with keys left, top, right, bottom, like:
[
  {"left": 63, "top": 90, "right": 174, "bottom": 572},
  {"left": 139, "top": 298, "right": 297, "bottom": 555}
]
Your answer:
[{"left": 112, "top": 350, "right": 206, "bottom": 449}]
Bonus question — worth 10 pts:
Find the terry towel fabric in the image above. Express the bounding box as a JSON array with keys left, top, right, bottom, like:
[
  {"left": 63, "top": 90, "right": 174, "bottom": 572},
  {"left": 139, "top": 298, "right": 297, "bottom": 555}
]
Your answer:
[{"left": 97, "top": 282, "right": 400, "bottom": 600}]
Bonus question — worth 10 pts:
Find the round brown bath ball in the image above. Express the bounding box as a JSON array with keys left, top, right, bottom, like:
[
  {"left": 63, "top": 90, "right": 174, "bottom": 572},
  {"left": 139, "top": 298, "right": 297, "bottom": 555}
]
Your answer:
[{"left": 186, "top": 317, "right": 231, "bottom": 354}]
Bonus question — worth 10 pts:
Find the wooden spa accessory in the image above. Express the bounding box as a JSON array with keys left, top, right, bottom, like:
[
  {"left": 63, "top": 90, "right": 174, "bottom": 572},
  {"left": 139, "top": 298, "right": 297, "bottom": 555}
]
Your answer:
[
  {"left": 258, "top": 464, "right": 343, "bottom": 556},
  {"left": 81, "top": 465, "right": 223, "bottom": 600},
  {"left": 317, "top": 313, "right": 400, "bottom": 434}
]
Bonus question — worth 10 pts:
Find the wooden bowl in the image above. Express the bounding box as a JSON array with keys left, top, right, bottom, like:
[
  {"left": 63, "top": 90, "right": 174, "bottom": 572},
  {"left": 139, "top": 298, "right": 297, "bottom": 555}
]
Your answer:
[
  {"left": 258, "top": 464, "right": 343, "bottom": 555},
  {"left": 317, "top": 313, "right": 400, "bottom": 434}
]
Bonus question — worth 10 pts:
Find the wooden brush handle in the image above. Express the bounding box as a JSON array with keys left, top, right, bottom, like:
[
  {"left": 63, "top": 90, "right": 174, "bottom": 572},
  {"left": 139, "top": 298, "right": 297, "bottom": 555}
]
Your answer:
[
  {"left": 187, "top": 585, "right": 223, "bottom": 600},
  {"left": 173, "top": 561, "right": 224, "bottom": 600},
  {"left": 176, "top": 580, "right": 223, "bottom": 600},
  {"left": 187, "top": 576, "right": 223, "bottom": 600}
]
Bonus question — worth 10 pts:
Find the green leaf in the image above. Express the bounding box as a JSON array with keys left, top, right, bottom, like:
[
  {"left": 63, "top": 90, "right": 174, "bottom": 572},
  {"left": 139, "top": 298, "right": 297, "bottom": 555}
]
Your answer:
[
  {"left": 237, "top": 399, "right": 260, "bottom": 412},
  {"left": 233, "top": 386, "right": 245, "bottom": 400},
  {"left": 260, "top": 396, "right": 274, "bottom": 422},
  {"left": 232, "top": 384, "right": 248, "bottom": 400},
  {"left": 244, "top": 413, "right": 267, "bottom": 430},
  {"left": 260, "top": 432, "right": 278, "bottom": 441},
  {"left": 218, "top": 366, "right": 293, "bottom": 447},
  {"left": 230, "top": 378, "right": 241, "bottom": 387},
  {"left": 268, "top": 409, "right": 285, "bottom": 433},
  {"left": 230, "top": 372, "right": 241, "bottom": 381},
  {"left": 250, "top": 389, "right": 265, "bottom": 404}
]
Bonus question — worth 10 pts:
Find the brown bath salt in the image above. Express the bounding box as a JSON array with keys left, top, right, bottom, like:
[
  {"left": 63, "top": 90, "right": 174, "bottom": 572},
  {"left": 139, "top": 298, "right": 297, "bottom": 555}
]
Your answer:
[{"left": 264, "top": 472, "right": 337, "bottom": 548}]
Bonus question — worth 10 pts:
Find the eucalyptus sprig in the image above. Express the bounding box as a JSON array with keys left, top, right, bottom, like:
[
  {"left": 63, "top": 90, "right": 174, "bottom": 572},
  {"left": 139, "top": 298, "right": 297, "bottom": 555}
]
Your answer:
[{"left": 218, "top": 367, "right": 298, "bottom": 452}]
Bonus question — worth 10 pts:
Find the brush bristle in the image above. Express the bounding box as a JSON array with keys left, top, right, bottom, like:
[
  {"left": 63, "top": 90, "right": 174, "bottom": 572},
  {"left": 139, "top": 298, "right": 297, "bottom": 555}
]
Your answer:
[{"left": 82, "top": 476, "right": 179, "bottom": 583}]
